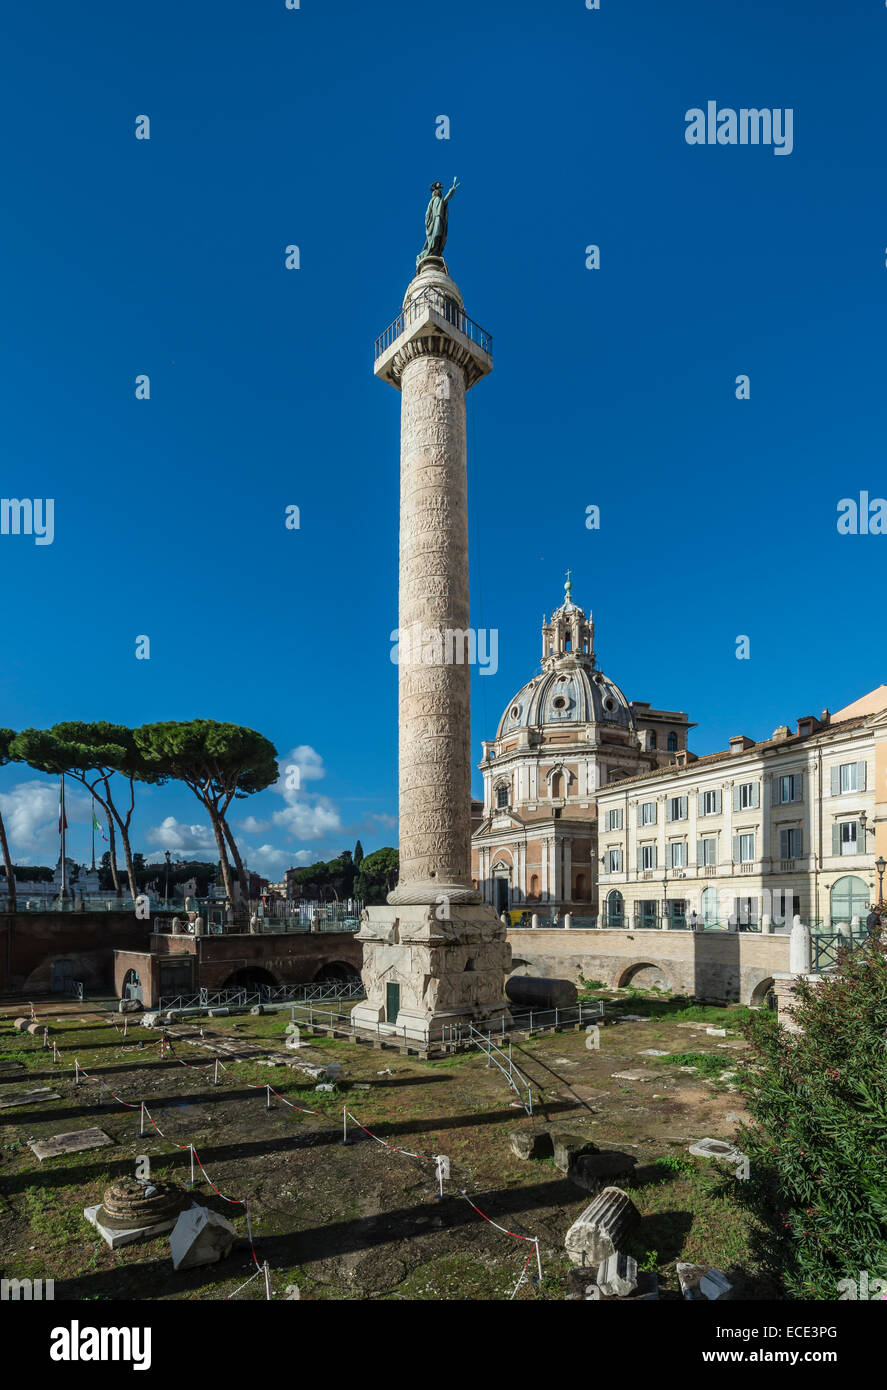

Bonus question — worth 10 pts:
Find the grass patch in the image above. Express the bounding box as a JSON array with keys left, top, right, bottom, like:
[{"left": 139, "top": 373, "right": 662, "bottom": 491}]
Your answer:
[{"left": 653, "top": 1051, "right": 735, "bottom": 1078}]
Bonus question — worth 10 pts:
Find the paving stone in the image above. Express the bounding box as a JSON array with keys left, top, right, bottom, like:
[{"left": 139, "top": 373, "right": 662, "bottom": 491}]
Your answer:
[
  {"left": 30, "top": 1128, "right": 113, "bottom": 1161},
  {"left": 638, "top": 1049, "right": 669, "bottom": 1056},
  {"left": 700, "top": 1268, "right": 733, "bottom": 1300},
  {"left": 0, "top": 1060, "right": 25, "bottom": 1072},
  {"left": 611, "top": 1070, "right": 653, "bottom": 1082},
  {"left": 0, "top": 1088, "right": 61, "bottom": 1110},
  {"left": 706, "top": 1027, "right": 727, "bottom": 1036}
]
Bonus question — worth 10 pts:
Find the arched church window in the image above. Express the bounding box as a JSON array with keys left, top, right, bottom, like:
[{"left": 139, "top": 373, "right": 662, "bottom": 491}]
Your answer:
[
  {"left": 565, "top": 631, "right": 572, "bottom": 651},
  {"left": 496, "top": 785, "right": 509, "bottom": 808},
  {"left": 650, "top": 732, "right": 657, "bottom": 749},
  {"left": 551, "top": 771, "right": 563, "bottom": 799},
  {"left": 667, "top": 732, "right": 678, "bottom": 752}
]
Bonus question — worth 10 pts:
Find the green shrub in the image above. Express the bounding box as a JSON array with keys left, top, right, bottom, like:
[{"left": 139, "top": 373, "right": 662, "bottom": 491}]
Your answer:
[{"left": 734, "top": 938, "right": 887, "bottom": 1298}]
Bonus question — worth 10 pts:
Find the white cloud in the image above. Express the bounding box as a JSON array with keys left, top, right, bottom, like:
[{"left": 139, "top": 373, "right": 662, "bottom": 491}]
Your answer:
[
  {"left": 146, "top": 816, "right": 215, "bottom": 854},
  {"left": 272, "top": 800, "right": 342, "bottom": 839},
  {"left": 239, "top": 815, "right": 271, "bottom": 834},
  {"left": 0, "top": 779, "right": 91, "bottom": 858},
  {"left": 275, "top": 746, "right": 326, "bottom": 799}
]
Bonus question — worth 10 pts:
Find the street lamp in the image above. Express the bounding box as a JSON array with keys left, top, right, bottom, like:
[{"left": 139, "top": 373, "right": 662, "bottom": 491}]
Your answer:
[{"left": 876, "top": 856, "right": 886, "bottom": 909}]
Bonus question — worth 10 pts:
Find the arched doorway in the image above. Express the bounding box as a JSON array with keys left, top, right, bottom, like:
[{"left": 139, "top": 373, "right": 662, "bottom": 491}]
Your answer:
[
  {"left": 492, "top": 861, "right": 510, "bottom": 914},
  {"left": 223, "top": 966, "right": 278, "bottom": 989},
  {"left": 314, "top": 961, "right": 361, "bottom": 984},
  {"left": 605, "top": 889, "right": 623, "bottom": 928},
  {"left": 122, "top": 968, "right": 142, "bottom": 1003},
  {"left": 574, "top": 872, "right": 587, "bottom": 901},
  {"left": 830, "top": 875, "right": 869, "bottom": 923},
  {"left": 702, "top": 885, "right": 719, "bottom": 926}
]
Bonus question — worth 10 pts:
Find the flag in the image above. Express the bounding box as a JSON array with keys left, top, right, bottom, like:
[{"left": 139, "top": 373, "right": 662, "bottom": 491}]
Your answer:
[{"left": 92, "top": 811, "right": 108, "bottom": 842}]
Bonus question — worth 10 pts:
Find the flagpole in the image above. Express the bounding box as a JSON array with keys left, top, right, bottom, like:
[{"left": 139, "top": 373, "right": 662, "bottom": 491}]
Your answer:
[
  {"left": 91, "top": 800, "right": 95, "bottom": 872},
  {"left": 60, "top": 774, "right": 67, "bottom": 901}
]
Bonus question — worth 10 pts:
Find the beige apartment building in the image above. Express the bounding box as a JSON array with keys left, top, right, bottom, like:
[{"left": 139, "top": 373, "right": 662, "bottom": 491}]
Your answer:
[{"left": 597, "top": 701, "right": 887, "bottom": 929}]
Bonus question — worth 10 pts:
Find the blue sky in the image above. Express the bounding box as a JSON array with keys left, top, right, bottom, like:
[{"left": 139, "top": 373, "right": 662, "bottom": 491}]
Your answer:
[{"left": 1, "top": 0, "right": 885, "bottom": 875}]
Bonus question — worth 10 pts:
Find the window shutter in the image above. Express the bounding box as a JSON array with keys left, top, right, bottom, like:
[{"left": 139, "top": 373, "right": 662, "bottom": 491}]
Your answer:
[
  {"left": 857, "top": 760, "right": 867, "bottom": 790},
  {"left": 698, "top": 792, "right": 705, "bottom": 816},
  {"left": 714, "top": 789, "right": 722, "bottom": 814},
  {"left": 830, "top": 766, "right": 840, "bottom": 795},
  {"left": 616, "top": 849, "right": 622, "bottom": 872},
  {"left": 796, "top": 827, "right": 803, "bottom": 856},
  {"left": 637, "top": 847, "right": 643, "bottom": 871},
  {"left": 732, "top": 785, "right": 740, "bottom": 812},
  {"left": 751, "top": 782, "right": 760, "bottom": 809},
  {"left": 651, "top": 846, "right": 657, "bottom": 870},
  {"left": 855, "top": 820, "right": 864, "bottom": 851},
  {"left": 732, "top": 835, "right": 741, "bottom": 864},
  {"left": 794, "top": 773, "right": 802, "bottom": 802},
  {"left": 832, "top": 823, "right": 841, "bottom": 855},
  {"left": 680, "top": 796, "right": 687, "bottom": 819},
  {"left": 771, "top": 778, "right": 781, "bottom": 806},
  {"left": 778, "top": 829, "right": 787, "bottom": 859},
  {"left": 636, "top": 804, "right": 643, "bottom": 828},
  {"left": 696, "top": 839, "right": 704, "bottom": 865}
]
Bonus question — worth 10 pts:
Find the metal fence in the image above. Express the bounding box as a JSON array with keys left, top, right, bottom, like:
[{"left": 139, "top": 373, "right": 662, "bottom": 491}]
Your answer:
[
  {"left": 157, "top": 979, "right": 366, "bottom": 1012},
  {"left": 374, "top": 286, "right": 493, "bottom": 360},
  {"left": 810, "top": 923, "right": 871, "bottom": 973}
]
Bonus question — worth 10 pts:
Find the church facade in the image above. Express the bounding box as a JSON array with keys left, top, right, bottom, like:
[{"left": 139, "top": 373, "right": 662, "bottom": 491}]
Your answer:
[{"left": 470, "top": 579, "right": 692, "bottom": 916}]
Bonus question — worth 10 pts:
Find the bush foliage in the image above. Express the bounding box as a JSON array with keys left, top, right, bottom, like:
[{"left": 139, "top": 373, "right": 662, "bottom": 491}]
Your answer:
[{"left": 735, "top": 938, "right": 887, "bottom": 1298}]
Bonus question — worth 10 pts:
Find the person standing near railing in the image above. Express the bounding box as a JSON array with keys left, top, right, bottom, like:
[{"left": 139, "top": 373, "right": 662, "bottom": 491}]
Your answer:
[{"left": 865, "top": 906, "right": 882, "bottom": 940}]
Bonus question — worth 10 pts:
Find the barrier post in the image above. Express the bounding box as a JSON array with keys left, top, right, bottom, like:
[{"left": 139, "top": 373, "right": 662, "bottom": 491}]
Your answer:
[
  {"left": 53, "top": 1040, "right": 59, "bottom": 1064},
  {"left": 213, "top": 1058, "right": 220, "bottom": 1087},
  {"left": 340, "top": 1106, "right": 349, "bottom": 1146},
  {"left": 534, "top": 1238, "right": 543, "bottom": 1284},
  {"left": 123, "top": 1016, "right": 128, "bottom": 1038},
  {"left": 139, "top": 1101, "right": 146, "bottom": 1136},
  {"left": 43, "top": 1026, "right": 49, "bottom": 1048},
  {"left": 74, "top": 1058, "right": 80, "bottom": 1087},
  {"left": 189, "top": 1145, "right": 196, "bottom": 1187},
  {"left": 265, "top": 1085, "right": 272, "bottom": 1110},
  {"left": 263, "top": 1261, "right": 272, "bottom": 1301}
]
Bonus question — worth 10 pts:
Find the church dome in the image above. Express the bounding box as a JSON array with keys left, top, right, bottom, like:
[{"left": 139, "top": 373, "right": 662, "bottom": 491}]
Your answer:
[
  {"left": 496, "top": 576, "right": 635, "bottom": 738},
  {"left": 497, "top": 663, "right": 634, "bottom": 737}
]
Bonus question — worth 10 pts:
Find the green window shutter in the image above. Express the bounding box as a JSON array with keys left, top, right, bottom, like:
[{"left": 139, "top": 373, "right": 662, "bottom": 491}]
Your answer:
[
  {"left": 796, "top": 827, "right": 803, "bottom": 855},
  {"left": 771, "top": 778, "right": 781, "bottom": 806},
  {"left": 697, "top": 792, "right": 705, "bottom": 816},
  {"left": 856, "top": 760, "right": 867, "bottom": 790},
  {"left": 830, "top": 766, "right": 840, "bottom": 795},
  {"left": 794, "top": 773, "right": 803, "bottom": 802},
  {"left": 778, "top": 829, "right": 787, "bottom": 859},
  {"left": 732, "top": 785, "right": 740, "bottom": 812},
  {"left": 636, "top": 805, "right": 643, "bottom": 828},
  {"left": 832, "top": 823, "right": 841, "bottom": 855},
  {"left": 637, "top": 847, "right": 643, "bottom": 871},
  {"left": 751, "top": 782, "right": 760, "bottom": 809},
  {"left": 696, "top": 839, "right": 704, "bottom": 865},
  {"left": 732, "top": 835, "right": 741, "bottom": 863},
  {"left": 680, "top": 796, "right": 687, "bottom": 819},
  {"left": 714, "top": 789, "right": 722, "bottom": 814},
  {"left": 856, "top": 820, "right": 864, "bottom": 850}
]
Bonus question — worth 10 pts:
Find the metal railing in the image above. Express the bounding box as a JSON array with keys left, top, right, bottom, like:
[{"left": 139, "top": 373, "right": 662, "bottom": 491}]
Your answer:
[
  {"left": 810, "top": 923, "right": 871, "bottom": 973},
  {"left": 156, "top": 979, "right": 365, "bottom": 1013},
  {"left": 374, "top": 286, "right": 493, "bottom": 360},
  {"left": 465, "top": 1023, "right": 533, "bottom": 1116}
]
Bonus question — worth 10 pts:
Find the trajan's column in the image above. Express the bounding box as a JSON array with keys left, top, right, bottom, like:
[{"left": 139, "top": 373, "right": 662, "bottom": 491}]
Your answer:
[{"left": 351, "top": 180, "right": 511, "bottom": 1044}]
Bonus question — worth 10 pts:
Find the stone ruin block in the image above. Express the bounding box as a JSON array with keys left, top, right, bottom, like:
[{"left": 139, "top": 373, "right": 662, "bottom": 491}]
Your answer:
[
  {"left": 564, "top": 1186, "right": 641, "bottom": 1268},
  {"left": 170, "top": 1205, "right": 237, "bottom": 1270},
  {"left": 551, "top": 1131, "right": 599, "bottom": 1172},
  {"left": 569, "top": 1150, "right": 638, "bottom": 1194},
  {"left": 596, "top": 1251, "right": 638, "bottom": 1298},
  {"left": 509, "top": 1127, "right": 553, "bottom": 1161}
]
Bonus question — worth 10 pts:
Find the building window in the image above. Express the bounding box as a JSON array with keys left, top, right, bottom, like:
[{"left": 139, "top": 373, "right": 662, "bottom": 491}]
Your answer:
[
  {"left": 496, "top": 785, "right": 509, "bottom": 808},
  {"left": 839, "top": 821, "right": 858, "bottom": 856},
  {"left": 605, "top": 890, "right": 624, "bottom": 925},
  {"left": 779, "top": 827, "right": 802, "bottom": 859},
  {"left": 698, "top": 837, "right": 717, "bottom": 866},
  {"left": 649, "top": 731, "right": 657, "bottom": 749},
  {"left": 667, "top": 796, "right": 687, "bottom": 822},
  {"left": 637, "top": 899, "right": 658, "bottom": 928},
  {"left": 606, "top": 848, "right": 623, "bottom": 872},
  {"left": 667, "top": 732, "right": 678, "bottom": 752},
  {"left": 736, "top": 833, "right": 755, "bottom": 864},
  {"left": 564, "top": 631, "right": 572, "bottom": 651},
  {"left": 639, "top": 801, "right": 657, "bottom": 826},
  {"left": 737, "top": 782, "right": 759, "bottom": 810},
  {"left": 604, "top": 807, "right": 623, "bottom": 832},
  {"left": 840, "top": 762, "right": 858, "bottom": 793},
  {"left": 529, "top": 873, "right": 540, "bottom": 898},
  {"left": 700, "top": 789, "right": 722, "bottom": 816},
  {"left": 640, "top": 844, "right": 657, "bottom": 871},
  {"left": 550, "top": 771, "right": 563, "bottom": 799},
  {"left": 773, "top": 774, "right": 803, "bottom": 805},
  {"left": 667, "top": 841, "right": 687, "bottom": 868}
]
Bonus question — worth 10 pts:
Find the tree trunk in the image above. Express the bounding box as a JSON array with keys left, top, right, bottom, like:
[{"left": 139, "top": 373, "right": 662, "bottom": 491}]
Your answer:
[
  {"left": 105, "top": 813, "right": 121, "bottom": 895},
  {"left": 0, "top": 810, "right": 16, "bottom": 913},
  {"left": 222, "top": 818, "right": 250, "bottom": 916},
  {"left": 206, "top": 805, "right": 236, "bottom": 905}
]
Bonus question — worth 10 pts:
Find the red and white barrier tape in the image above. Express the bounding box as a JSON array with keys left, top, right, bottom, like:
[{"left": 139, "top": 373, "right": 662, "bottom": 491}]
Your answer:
[{"left": 345, "top": 1110, "right": 437, "bottom": 1161}]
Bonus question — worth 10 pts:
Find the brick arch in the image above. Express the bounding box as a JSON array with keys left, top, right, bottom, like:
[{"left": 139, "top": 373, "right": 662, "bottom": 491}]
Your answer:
[{"left": 617, "top": 960, "right": 673, "bottom": 991}]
